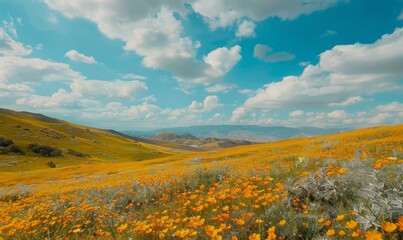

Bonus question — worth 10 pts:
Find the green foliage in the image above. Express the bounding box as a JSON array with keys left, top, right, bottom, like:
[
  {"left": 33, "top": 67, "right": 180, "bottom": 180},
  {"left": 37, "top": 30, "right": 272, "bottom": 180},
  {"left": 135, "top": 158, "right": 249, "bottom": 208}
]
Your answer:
[
  {"left": 27, "top": 144, "right": 62, "bottom": 157},
  {"left": 0, "top": 136, "right": 13, "bottom": 147}
]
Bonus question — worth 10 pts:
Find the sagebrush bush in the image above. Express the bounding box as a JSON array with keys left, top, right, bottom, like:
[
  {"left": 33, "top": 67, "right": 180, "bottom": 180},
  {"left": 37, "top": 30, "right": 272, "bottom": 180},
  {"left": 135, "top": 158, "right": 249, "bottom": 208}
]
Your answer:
[
  {"left": 27, "top": 143, "right": 62, "bottom": 157},
  {"left": 0, "top": 137, "right": 13, "bottom": 147},
  {"left": 7, "top": 144, "right": 24, "bottom": 155}
]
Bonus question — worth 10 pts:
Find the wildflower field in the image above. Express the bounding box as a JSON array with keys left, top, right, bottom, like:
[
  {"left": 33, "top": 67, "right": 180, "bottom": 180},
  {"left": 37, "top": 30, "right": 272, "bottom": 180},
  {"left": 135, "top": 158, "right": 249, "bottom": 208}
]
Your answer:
[{"left": 1, "top": 125, "right": 402, "bottom": 240}]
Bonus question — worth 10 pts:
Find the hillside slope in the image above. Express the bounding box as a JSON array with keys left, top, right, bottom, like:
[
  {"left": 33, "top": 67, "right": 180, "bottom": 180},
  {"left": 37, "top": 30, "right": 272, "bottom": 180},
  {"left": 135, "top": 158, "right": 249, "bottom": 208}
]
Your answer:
[{"left": 0, "top": 108, "right": 185, "bottom": 172}]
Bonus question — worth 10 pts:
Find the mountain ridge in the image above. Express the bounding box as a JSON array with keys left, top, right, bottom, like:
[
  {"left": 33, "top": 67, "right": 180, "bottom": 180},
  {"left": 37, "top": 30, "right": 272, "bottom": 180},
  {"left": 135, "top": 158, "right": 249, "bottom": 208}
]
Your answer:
[{"left": 124, "top": 124, "right": 345, "bottom": 142}]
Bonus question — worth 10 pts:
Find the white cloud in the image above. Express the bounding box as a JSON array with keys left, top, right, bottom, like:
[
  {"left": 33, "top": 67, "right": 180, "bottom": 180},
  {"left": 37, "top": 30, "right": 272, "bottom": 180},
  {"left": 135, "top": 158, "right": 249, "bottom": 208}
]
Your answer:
[
  {"left": 253, "top": 44, "right": 295, "bottom": 62},
  {"left": 368, "top": 113, "right": 392, "bottom": 124},
  {"left": 44, "top": 0, "right": 189, "bottom": 39},
  {"left": 242, "top": 28, "right": 403, "bottom": 111},
  {"left": 188, "top": 95, "right": 222, "bottom": 112},
  {"left": 376, "top": 101, "right": 403, "bottom": 112},
  {"left": 203, "top": 95, "right": 222, "bottom": 111},
  {"left": 3, "top": 18, "right": 19, "bottom": 38},
  {"left": 16, "top": 89, "right": 72, "bottom": 108},
  {"left": 0, "top": 83, "right": 33, "bottom": 92},
  {"left": 206, "top": 83, "right": 237, "bottom": 93},
  {"left": 289, "top": 110, "right": 304, "bottom": 117},
  {"left": 0, "top": 29, "right": 32, "bottom": 56},
  {"left": 236, "top": 20, "right": 256, "bottom": 38},
  {"left": 230, "top": 106, "right": 247, "bottom": 122},
  {"left": 123, "top": 7, "right": 197, "bottom": 70},
  {"left": 65, "top": 50, "right": 97, "bottom": 64},
  {"left": 192, "top": 0, "right": 341, "bottom": 29},
  {"left": 0, "top": 56, "right": 82, "bottom": 84},
  {"left": 202, "top": 45, "right": 242, "bottom": 83},
  {"left": 143, "top": 95, "right": 157, "bottom": 103},
  {"left": 121, "top": 73, "right": 147, "bottom": 80},
  {"left": 43, "top": 1, "right": 243, "bottom": 85},
  {"left": 329, "top": 96, "right": 364, "bottom": 107},
  {"left": 15, "top": 78, "right": 148, "bottom": 109},
  {"left": 299, "top": 61, "right": 310, "bottom": 67},
  {"left": 231, "top": 102, "right": 403, "bottom": 128},
  {"left": 70, "top": 79, "right": 147, "bottom": 100},
  {"left": 100, "top": 102, "right": 162, "bottom": 121},
  {"left": 71, "top": 95, "right": 223, "bottom": 126},
  {"left": 327, "top": 110, "right": 347, "bottom": 118}
]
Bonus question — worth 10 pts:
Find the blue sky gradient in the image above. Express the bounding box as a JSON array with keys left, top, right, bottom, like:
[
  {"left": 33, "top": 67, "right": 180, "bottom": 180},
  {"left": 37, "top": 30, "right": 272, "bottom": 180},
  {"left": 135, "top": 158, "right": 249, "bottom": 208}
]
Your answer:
[{"left": 0, "top": 0, "right": 402, "bottom": 130}]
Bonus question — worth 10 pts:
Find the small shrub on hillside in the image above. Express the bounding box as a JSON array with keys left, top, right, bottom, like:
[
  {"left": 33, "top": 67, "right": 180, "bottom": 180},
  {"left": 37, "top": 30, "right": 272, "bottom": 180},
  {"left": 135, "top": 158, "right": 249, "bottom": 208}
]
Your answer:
[
  {"left": 0, "top": 137, "right": 13, "bottom": 147},
  {"left": 47, "top": 161, "right": 56, "bottom": 168},
  {"left": 7, "top": 144, "right": 24, "bottom": 155},
  {"left": 27, "top": 144, "right": 62, "bottom": 157},
  {"left": 67, "top": 149, "right": 88, "bottom": 157}
]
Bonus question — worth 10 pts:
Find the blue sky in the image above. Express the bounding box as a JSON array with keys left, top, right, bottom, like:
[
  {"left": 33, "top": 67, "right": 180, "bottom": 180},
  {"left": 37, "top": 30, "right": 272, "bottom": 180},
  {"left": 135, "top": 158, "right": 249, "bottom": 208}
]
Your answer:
[{"left": 0, "top": 0, "right": 402, "bottom": 130}]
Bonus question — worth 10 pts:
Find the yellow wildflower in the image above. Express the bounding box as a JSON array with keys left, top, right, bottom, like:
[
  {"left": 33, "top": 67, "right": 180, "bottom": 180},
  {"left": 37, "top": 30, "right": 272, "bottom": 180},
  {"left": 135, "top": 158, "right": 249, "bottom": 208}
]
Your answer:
[
  {"left": 381, "top": 222, "right": 397, "bottom": 233},
  {"left": 364, "top": 230, "right": 382, "bottom": 240}
]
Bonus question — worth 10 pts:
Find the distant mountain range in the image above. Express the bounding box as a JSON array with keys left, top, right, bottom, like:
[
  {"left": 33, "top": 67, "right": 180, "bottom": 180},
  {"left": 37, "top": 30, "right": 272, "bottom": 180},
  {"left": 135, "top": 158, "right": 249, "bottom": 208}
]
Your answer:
[{"left": 123, "top": 125, "right": 346, "bottom": 142}]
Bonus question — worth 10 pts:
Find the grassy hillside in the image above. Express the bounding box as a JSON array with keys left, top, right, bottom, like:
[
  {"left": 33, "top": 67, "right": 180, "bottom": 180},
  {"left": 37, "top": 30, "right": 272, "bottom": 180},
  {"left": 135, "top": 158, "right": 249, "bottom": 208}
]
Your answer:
[
  {"left": 0, "top": 108, "right": 185, "bottom": 172},
  {"left": 0, "top": 121, "right": 402, "bottom": 239}
]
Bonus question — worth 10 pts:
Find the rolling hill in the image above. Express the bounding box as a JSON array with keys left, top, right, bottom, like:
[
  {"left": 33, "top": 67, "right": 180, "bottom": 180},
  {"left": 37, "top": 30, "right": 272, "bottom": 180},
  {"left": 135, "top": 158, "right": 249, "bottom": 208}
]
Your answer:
[{"left": 0, "top": 108, "right": 185, "bottom": 172}]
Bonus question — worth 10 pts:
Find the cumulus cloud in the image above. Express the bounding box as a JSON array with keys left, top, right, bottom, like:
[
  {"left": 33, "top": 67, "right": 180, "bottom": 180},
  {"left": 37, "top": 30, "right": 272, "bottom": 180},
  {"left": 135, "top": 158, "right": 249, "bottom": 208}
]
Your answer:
[
  {"left": 0, "top": 29, "right": 32, "bottom": 56},
  {"left": 143, "top": 95, "right": 157, "bottom": 103},
  {"left": 121, "top": 73, "right": 147, "bottom": 80},
  {"left": 44, "top": 1, "right": 242, "bottom": 85},
  {"left": 0, "top": 83, "right": 33, "bottom": 92},
  {"left": 15, "top": 78, "right": 149, "bottom": 109},
  {"left": 65, "top": 50, "right": 97, "bottom": 64},
  {"left": 236, "top": 20, "right": 256, "bottom": 38},
  {"left": 0, "top": 56, "right": 83, "bottom": 84},
  {"left": 329, "top": 96, "right": 364, "bottom": 107},
  {"left": 99, "top": 102, "right": 162, "bottom": 121},
  {"left": 203, "top": 95, "right": 222, "bottom": 111},
  {"left": 230, "top": 107, "right": 247, "bottom": 122},
  {"left": 17, "top": 89, "right": 75, "bottom": 108},
  {"left": 188, "top": 95, "right": 222, "bottom": 112},
  {"left": 253, "top": 44, "right": 295, "bottom": 62},
  {"left": 70, "top": 79, "right": 147, "bottom": 100},
  {"left": 206, "top": 83, "right": 237, "bottom": 93},
  {"left": 289, "top": 110, "right": 304, "bottom": 117},
  {"left": 192, "top": 0, "right": 341, "bottom": 29},
  {"left": 231, "top": 102, "right": 403, "bottom": 128},
  {"left": 203, "top": 45, "right": 242, "bottom": 82},
  {"left": 241, "top": 28, "right": 403, "bottom": 111},
  {"left": 327, "top": 110, "right": 347, "bottom": 118},
  {"left": 376, "top": 101, "right": 403, "bottom": 112}
]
